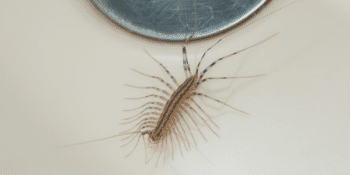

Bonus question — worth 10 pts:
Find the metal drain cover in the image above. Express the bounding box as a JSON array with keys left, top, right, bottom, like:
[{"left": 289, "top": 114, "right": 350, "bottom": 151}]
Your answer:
[{"left": 92, "top": 0, "right": 268, "bottom": 40}]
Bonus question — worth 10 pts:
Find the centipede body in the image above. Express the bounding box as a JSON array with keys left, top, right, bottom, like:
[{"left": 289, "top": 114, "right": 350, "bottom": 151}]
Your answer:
[{"left": 57, "top": 0, "right": 301, "bottom": 167}]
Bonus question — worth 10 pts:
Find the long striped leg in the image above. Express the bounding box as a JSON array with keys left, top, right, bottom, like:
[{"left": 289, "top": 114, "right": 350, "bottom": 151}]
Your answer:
[
  {"left": 155, "top": 138, "right": 165, "bottom": 167},
  {"left": 177, "top": 113, "right": 197, "bottom": 146},
  {"left": 195, "top": 39, "right": 222, "bottom": 75},
  {"left": 198, "top": 33, "right": 278, "bottom": 80},
  {"left": 124, "top": 134, "right": 142, "bottom": 158},
  {"left": 146, "top": 141, "right": 157, "bottom": 164},
  {"left": 184, "top": 102, "right": 220, "bottom": 138},
  {"left": 182, "top": 0, "right": 197, "bottom": 78},
  {"left": 164, "top": 135, "right": 168, "bottom": 163},
  {"left": 181, "top": 107, "right": 207, "bottom": 142},
  {"left": 121, "top": 117, "right": 158, "bottom": 134},
  {"left": 131, "top": 68, "right": 176, "bottom": 91},
  {"left": 121, "top": 126, "right": 156, "bottom": 143},
  {"left": 169, "top": 128, "right": 175, "bottom": 161},
  {"left": 174, "top": 115, "right": 191, "bottom": 150},
  {"left": 190, "top": 99, "right": 219, "bottom": 128},
  {"left": 123, "top": 101, "right": 164, "bottom": 112},
  {"left": 192, "top": 92, "right": 248, "bottom": 115},
  {"left": 125, "top": 94, "right": 168, "bottom": 101},
  {"left": 199, "top": 74, "right": 265, "bottom": 85},
  {"left": 182, "top": 47, "right": 192, "bottom": 78},
  {"left": 124, "top": 84, "right": 171, "bottom": 96},
  {"left": 121, "top": 127, "right": 147, "bottom": 144},
  {"left": 122, "top": 107, "right": 162, "bottom": 121},
  {"left": 143, "top": 49, "right": 180, "bottom": 86},
  {"left": 171, "top": 126, "right": 184, "bottom": 157},
  {"left": 142, "top": 135, "right": 148, "bottom": 163},
  {"left": 121, "top": 123, "right": 156, "bottom": 141},
  {"left": 120, "top": 112, "right": 160, "bottom": 125},
  {"left": 173, "top": 120, "right": 189, "bottom": 152}
]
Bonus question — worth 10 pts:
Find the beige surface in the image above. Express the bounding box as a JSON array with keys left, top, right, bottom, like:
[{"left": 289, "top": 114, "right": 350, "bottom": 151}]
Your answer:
[{"left": 1, "top": 0, "right": 350, "bottom": 174}]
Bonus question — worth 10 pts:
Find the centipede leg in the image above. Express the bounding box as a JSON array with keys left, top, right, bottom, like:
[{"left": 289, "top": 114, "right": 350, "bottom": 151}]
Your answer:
[
  {"left": 173, "top": 118, "right": 189, "bottom": 152},
  {"left": 124, "top": 134, "right": 142, "bottom": 158},
  {"left": 122, "top": 107, "right": 161, "bottom": 121},
  {"left": 177, "top": 113, "right": 197, "bottom": 146},
  {"left": 191, "top": 99, "right": 219, "bottom": 128},
  {"left": 169, "top": 128, "right": 175, "bottom": 161},
  {"left": 155, "top": 138, "right": 165, "bottom": 167},
  {"left": 171, "top": 125, "right": 184, "bottom": 157},
  {"left": 193, "top": 92, "right": 249, "bottom": 115},
  {"left": 182, "top": 107, "right": 207, "bottom": 142},
  {"left": 185, "top": 102, "right": 220, "bottom": 138},
  {"left": 120, "top": 112, "right": 160, "bottom": 125},
  {"left": 142, "top": 135, "right": 147, "bottom": 164},
  {"left": 144, "top": 49, "right": 180, "bottom": 86},
  {"left": 131, "top": 68, "right": 176, "bottom": 91},
  {"left": 164, "top": 135, "right": 168, "bottom": 163},
  {"left": 174, "top": 115, "right": 191, "bottom": 150},
  {"left": 123, "top": 101, "right": 164, "bottom": 112}
]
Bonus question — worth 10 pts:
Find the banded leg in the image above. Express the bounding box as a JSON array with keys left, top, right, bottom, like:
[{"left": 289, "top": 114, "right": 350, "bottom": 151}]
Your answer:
[
  {"left": 199, "top": 33, "right": 278, "bottom": 80},
  {"left": 121, "top": 128, "right": 142, "bottom": 148},
  {"left": 146, "top": 139, "right": 158, "bottom": 163},
  {"left": 121, "top": 124, "right": 156, "bottom": 141},
  {"left": 155, "top": 138, "right": 165, "bottom": 167},
  {"left": 174, "top": 115, "right": 191, "bottom": 150},
  {"left": 124, "top": 134, "right": 142, "bottom": 158},
  {"left": 192, "top": 92, "right": 248, "bottom": 115},
  {"left": 173, "top": 120, "right": 189, "bottom": 151},
  {"left": 121, "top": 125, "right": 155, "bottom": 141},
  {"left": 120, "top": 112, "right": 160, "bottom": 125},
  {"left": 142, "top": 135, "right": 148, "bottom": 163},
  {"left": 123, "top": 107, "right": 162, "bottom": 120},
  {"left": 171, "top": 126, "right": 184, "bottom": 157},
  {"left": 121, "top": 117, "right": 158, "bottom": 134},
  {"left": 195, "top": 39, "right": 222, "bottom": 75},
  {"left": 125, "top": 94, "right": 168, "bottom": 101},
  {"left": 123, "top": 101, "right": 164, "bottom": 112},
  {"left": 184, "top": 102, "right": 220, "bottom": 138},
  {"left": 131, "top": 68, "right": 175, "bottom": 91},
  {"left": 144, "top": 49, "right": 180, "bottom": 86},
  {"left": 182, "top": 0, "right": 196, "bottom": 78},
  {"left": 176, "top": 113, "right": 197, "bottom": 146},
  {"left": 199, "top": 74, "right": 265, "bottom": 85},
  {"left": 164, "top": 134, "right": 168, "bottom": 163},
  {"left": 169, "top": 128, "right": 175, "bottom": 161},
  {"left": 182, "top": 47, "right": 192, "bottom": 78},
  {"left": 181, "top": 107, "right": 207, "bottom": 142},
  {"left": 190, "top": 99, "right": 219, "bottom": 128},
  {"left": 124, "top": 84, "right": 171, "bottom": 96}
]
